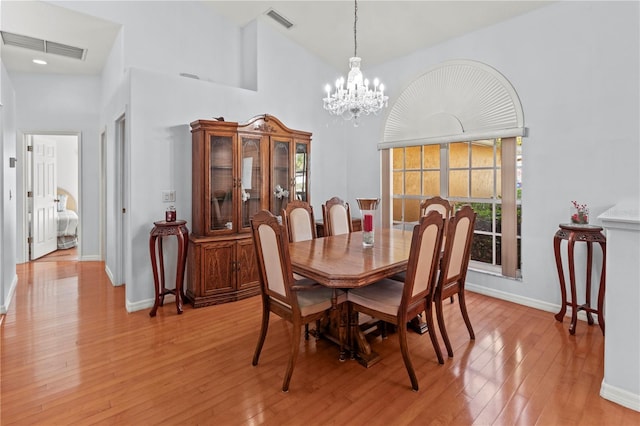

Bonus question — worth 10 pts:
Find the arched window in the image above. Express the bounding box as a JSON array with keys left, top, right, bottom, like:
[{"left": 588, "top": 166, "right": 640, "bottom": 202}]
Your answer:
[{"left": 380, "top": 60, "right": 527, "bottom": 278}]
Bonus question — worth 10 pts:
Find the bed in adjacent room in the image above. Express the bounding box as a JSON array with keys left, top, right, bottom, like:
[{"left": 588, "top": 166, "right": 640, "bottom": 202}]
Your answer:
[{"left": 57, "top": 187, "right": 78, "bottom": 249}]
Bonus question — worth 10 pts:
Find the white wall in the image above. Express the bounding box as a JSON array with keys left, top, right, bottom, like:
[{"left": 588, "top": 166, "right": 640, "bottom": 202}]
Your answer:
[
  {"left": 51, "top": 0, "right": 245, "bottom": 88},
  {"left": 342, "top": 1, "right": 639, "bottom": 308},
  {"left": 11, "top": 74, "right": 102, "bottom": 260},
  {"left": 600, "top": 202, "right": 640, "bottom": 410},
  {"left": 123, "top": 18, "right": 346, "bottom": 308},
  {"left": 1, "top": 62, "right": 18, "bottom": 314},
  {"left": 53, "top": 135, "right": 79, "bottom": 205}
]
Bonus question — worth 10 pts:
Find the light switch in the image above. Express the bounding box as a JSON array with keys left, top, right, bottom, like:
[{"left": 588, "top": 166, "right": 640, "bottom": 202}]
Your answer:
[{"left": 162, "top": 190, "right": 176, "bottom": 202}]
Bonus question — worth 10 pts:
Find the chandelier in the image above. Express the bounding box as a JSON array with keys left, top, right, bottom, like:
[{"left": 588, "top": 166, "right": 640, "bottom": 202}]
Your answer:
[{"left": 322, "top": 0, "right": 388, "bottom": 126}]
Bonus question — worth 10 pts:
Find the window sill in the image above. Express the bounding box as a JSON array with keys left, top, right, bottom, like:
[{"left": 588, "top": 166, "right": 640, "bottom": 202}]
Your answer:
[{"left": 468, "top": 260, "right": 522, "bottom": 280}]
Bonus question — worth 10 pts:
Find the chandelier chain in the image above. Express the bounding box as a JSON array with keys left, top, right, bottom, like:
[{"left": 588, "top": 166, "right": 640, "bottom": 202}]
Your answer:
[{"left": 353, "top": 0, "right": 358, "bottom": 58}]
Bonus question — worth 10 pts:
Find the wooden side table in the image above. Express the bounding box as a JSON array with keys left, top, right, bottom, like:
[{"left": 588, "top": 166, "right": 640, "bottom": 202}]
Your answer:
[
  {"left": 553, "top": 223, "right": 606, "bottom": 335},
  {"left": 149, "top": 220, "right": 189, "bottom": 317}
]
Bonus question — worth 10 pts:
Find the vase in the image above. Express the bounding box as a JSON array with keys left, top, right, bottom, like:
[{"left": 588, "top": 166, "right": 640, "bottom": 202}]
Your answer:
[
  {"left": 356, "top": 198, "right": 380, "bottom": 247},
  {"left": 570, "top": 206, "right": 589, "bottom": 224}
]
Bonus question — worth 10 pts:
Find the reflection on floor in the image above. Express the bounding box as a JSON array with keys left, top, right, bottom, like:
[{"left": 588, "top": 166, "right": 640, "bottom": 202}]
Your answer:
[{"left": 35, "top": 247, "right": 78, "bottom": 262}]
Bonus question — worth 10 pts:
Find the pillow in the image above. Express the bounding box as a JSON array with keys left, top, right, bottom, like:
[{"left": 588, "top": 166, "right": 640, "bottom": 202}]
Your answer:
[{"left": 57, "top": 194, "right": 68, "bottom": 212}]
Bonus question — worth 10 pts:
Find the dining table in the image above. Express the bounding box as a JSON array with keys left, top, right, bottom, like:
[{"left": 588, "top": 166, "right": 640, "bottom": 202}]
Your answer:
[{"left": 289, "top": 228, "right": 414, "bottom": 366}]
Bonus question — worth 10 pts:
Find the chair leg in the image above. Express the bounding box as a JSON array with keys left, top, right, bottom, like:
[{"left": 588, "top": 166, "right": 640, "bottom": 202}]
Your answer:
[
  {"left": 398, "top": 321, "right": 419, "bottom": 391},
  {"left": 435, "top": 297, "right": 454, "bottom": 358},
  {"left": 458, "top": 290, "right": 475, "bottom": 340},
  {"left": 315, "top": 319, "right": 321, "bottom": 340},
  {"left": 253, "top": 302, "right": 270, "bottom": 366},
  {"left": 304, "top": 323, "right": 310, "bottom": 340},
  {"left": 282, "top": 322, "right": 301, "bottom": 392},
  {"left": 425, "top": 306, "right": 444, "bottom": 364}
]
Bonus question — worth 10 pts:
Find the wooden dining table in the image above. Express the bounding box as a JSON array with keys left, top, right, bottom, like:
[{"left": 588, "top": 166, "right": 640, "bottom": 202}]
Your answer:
[{"left": 289, "top": 228, "right": 414, "bottom": 366}]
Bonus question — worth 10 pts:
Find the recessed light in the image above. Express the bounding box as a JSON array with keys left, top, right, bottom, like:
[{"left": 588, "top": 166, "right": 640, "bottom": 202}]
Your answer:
[{"left": 32, "top": 59, "right": 47, "bottom": 65}]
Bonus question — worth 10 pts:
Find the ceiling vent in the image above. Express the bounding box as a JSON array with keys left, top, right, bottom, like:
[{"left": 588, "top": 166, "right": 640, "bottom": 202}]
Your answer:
[
  {"left": 1, "top": 31, "right": 86, "bottom": 60},
  {"left": 265, "top": 8, "right": 294, "bottom": 29}
]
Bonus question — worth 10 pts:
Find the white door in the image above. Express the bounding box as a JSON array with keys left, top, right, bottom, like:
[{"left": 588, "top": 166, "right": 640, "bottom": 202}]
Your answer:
[{"left": 31, "top": 138, "right": 58, "bottom": 259}]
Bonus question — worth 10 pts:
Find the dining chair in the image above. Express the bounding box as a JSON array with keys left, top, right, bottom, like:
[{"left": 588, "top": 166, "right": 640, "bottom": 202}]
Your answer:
[
  {"left": 421, "top": 196, "right": 455, "bottom": 304},
  {"left": 250, "top": 209, "right": 344, "bottom": 392},
  {"left": 396, "top": 196, "right": 454, "bottom": 331},
  {"left": 420, "top": 196, "right": 453, "bottom": 219},
  {"left": 433, "top": 205, "right": 477, "bottom": 358},
  {"left": 347, "top": 211, "right": 445, "bottom": 391},
  {"left": 281, "top": 200, "right": 319, "bottom": 339},
  {"left": 322, "top": 196, "right": 353, "bottom": 236},
  {"left": 282, "top": 200, "right": 317, "bottom": 243}
]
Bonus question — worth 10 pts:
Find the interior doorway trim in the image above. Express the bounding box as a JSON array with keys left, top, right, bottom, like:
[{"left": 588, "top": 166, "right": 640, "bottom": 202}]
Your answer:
[
  {"left": 378, "top": 59, "right": 527, "bottom": 150},
  {"left": 17, "top": 131, "right": 81, "bottom": 263}
]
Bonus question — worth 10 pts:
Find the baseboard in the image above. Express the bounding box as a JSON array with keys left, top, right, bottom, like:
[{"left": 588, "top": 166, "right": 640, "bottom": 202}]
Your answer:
[
  {"left": 466, "top": 282, "right": 599, "bottom": 324},
  {"left": 80, "top": 255, "right": 102, "bottom": 261},
  {"left": 0, "top": 273, "right": 18, "bottom": 315},
  {"left": 104, "top": 265, "right": 116, "bottom": 286},
  {"left": 126, "top": 297, "right": 155, "bottom": 313},
  {"left": 601, "top": 380, "right": 640, "bottom": 412}
]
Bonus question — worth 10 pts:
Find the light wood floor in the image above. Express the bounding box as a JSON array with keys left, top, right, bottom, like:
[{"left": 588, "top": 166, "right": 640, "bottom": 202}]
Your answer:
[{"left": 2, "top": 260, "right": 639, "bottom": 425}]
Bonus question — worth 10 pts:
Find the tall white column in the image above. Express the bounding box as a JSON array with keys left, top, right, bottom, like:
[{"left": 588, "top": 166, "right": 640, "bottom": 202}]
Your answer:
[{"left": 599, "top": 200, "right": 640, "bottom": 412}]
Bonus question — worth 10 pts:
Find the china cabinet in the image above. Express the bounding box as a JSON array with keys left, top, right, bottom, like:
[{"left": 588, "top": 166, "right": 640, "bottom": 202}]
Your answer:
[{"left": 187, "top": 114, "right": 311, "bottom": 307}]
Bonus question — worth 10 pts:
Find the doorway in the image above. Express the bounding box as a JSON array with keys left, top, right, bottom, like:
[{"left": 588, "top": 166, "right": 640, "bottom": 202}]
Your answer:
[{"left": 21, "top": 133, "right": 80, "bottom": 262}]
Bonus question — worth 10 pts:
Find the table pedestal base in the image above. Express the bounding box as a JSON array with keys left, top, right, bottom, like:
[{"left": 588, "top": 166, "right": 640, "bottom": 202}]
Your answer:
[{"left": 315, "top": 306, "right": 384, "bottom": 367}]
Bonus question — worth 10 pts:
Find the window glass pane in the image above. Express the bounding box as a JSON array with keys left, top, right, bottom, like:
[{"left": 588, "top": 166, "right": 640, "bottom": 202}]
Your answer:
[
  {"left": 471, "top": 170, "right": 494, "bottom": 198},
  {"left": 392, "top": 198, "right": 403, "bottom": 223},
  {"left": 405, "top": 199, "right": 421, "bottom": 223},
  {"left": 422, "top": 144, "right": 440, "bottom": 168},
  {"left": 471, "top": 234, "right": 493, "bottom": 264},
  {"left": 449, "top": 170, "right": 469, "bottom": 197},
  {"left": 393, "top": 171, "right": 404, "bottom": 195},
  {"left": 406, "top": 146, "right": 421, "bottom": 169},
  {"left": 392, "top": 148, "right": 404, "bottom": 170},
  {"left": 388, "top": 138, "right": 520, "bottom": 274},
  {"left": 422, "top": 171, "right": 440, "bottom": 196},
  {"left": 405, "top": 171, "right": 421, "bottom": 195},
  {"left": 471, "top": 142, "right": 494, "bottom": 167},
  {"left": 449, "top": 142, "right": 469, "bottom": 168},
  {"left": 471, "top": 203, "right": 493, "bottom": 233}
]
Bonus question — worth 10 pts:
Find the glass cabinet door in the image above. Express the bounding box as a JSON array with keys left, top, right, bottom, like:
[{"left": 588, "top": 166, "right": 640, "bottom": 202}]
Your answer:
[
  {"left": 209, "top": 135, "right": 234, "bottom": 232},
  {"left": 239, "top": 135, "right": 263, "bottom": 231},
  {"left": 271, "top": 138, "right": 291, "bottom": 216},
  {"left": 294, "top": 142, "right": 309, "bottom": 202}
]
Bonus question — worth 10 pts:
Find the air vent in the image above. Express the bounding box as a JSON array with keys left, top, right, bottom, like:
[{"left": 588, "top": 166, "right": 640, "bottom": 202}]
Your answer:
[
  {"left": 1, "top": 31, "right": 86, "bottom": 60},
  {"left": 265, "top": 8, "right": 294, "bottom": 29}
]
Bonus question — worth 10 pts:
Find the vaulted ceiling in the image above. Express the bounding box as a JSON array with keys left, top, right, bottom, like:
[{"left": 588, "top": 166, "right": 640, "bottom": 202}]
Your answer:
[{"left": 1, "top": 1, "right": 553, "bottom": 75}]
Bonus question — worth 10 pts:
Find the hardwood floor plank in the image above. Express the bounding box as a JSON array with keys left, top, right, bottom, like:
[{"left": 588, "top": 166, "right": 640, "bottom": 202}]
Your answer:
[{"left": 2, "top": 260, "right": 639, "bottom": 425}]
